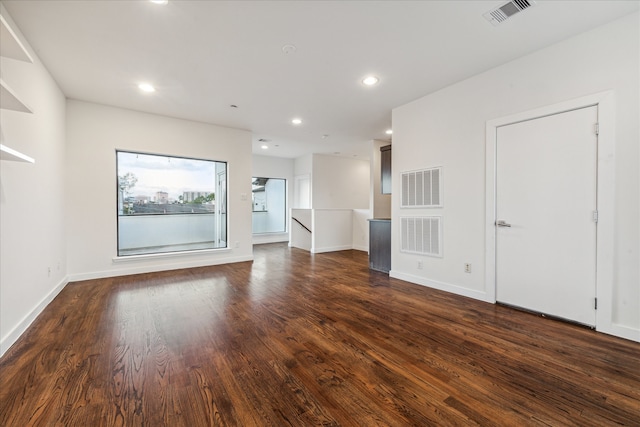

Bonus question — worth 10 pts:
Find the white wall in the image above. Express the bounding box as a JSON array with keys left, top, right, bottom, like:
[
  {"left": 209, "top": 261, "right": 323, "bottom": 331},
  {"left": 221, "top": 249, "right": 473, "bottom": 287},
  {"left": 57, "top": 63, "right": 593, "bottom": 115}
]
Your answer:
[
  {"left": 391, "top": 13, "right": 639, "bottom": 340},
  {"left": 253, "top": 155, "right": 294, "bottom": 188},
  {"left": 66, "top": 100, "right": 254, "bottom": 280},
  {"left": 312, "top": 209, "right": 353, "bottom": 253},
  {"left": 312, "top": 154, "right": 369, "bottom": 209},
  {"left": 252, "top": 155, "right": 294, "bottom": 244},
  {"left": 293, "top": 154, "right": 312, "bottom": 209},
  {"left": 290, "top": 153, "right": 372, "bottom": 253},
  {"left": 0, "top": 5, "right": 67, "bottom": 355},
  {"left": 294, "top": 154, "right": 312, "bottom": 177},
  {"left": 352, "top": 209, "right": 370, "bottom": 252},
  {"left": 290, "top": 208, "right": 312, "bottom": 251}
]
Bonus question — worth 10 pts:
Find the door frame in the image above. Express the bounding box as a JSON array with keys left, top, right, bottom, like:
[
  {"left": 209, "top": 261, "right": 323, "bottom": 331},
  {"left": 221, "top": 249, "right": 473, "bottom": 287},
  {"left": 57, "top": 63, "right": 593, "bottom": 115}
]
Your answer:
[
  {"left": 484, "top": 91, "right": 615, "bottom": 335},
  {"left": 216, "top": 169, "right": 227, "bottom": 247}
]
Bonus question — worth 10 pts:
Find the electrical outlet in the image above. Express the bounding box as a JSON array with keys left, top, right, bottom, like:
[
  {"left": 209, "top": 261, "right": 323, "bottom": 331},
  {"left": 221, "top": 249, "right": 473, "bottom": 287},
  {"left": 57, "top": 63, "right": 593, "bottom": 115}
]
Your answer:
[
  {"left": 464, "top": 263, "right": 472, "bottom": 273},
  {"left": 417, "top": 260, "right": 423, "bottom": 270},
  {"left": 47, "top": 267, "right": 51, "bottom": 277},
  {"left": 235, "top": 241, "right": 240, "bottom": 248}
]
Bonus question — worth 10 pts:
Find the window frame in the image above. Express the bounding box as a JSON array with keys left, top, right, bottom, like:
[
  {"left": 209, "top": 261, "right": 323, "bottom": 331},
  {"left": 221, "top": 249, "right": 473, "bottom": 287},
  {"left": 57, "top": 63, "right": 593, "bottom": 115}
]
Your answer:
[
  {"left": 115, "top": 149, "right": 228, "bottom": 257},
  {"left": 251, "top": 176, "right": 287, "bottom": 235}
]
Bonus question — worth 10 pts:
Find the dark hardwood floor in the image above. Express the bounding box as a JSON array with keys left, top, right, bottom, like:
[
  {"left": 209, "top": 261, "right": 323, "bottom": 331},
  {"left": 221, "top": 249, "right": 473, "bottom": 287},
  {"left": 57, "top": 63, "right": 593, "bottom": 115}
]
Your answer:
[{"left": 1, "top": 243, "right": 639, "bottom": 426}]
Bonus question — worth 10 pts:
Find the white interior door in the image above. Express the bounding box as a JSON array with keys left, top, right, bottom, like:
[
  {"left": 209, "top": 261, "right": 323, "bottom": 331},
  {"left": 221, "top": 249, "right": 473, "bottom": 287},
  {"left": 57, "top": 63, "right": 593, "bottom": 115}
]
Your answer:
[{"left": 496, "top": 106, "right": 598, "bottom": 326}]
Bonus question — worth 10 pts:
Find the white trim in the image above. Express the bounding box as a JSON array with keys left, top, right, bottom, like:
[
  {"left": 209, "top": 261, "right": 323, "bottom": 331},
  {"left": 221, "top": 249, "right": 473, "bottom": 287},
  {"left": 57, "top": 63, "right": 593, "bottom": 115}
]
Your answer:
[
  {"left": 485, "top": 91, "right": 633, "bottom": 341},
  {"left": 71, "top": 254, "right": 253, "bottom": 282},
  {"left": 311, "top": 244, "right": 353, "bottom": 254},
  {"left": 352, "top": 244, "right": 368, "bottom": 252},
  {"left": 390, "top": 270, "right": 493, "bottom": 303},
  {"left": 252, "top": 233, "right": 289, "bottom": 245},
  {"left": 607, "top": 323, "right": 640, "bottom": 343},
  {"left": 1, "top": 277, "right": 69, "bottom": 357},
  {"left": 1, "top": 144, "right": 35, "bottom": 163},
  {"left": 592, "top": 93, "right": 618, "bottom": 339},
  {"left": 113, "top": 247, "right": 230, "bottom": 263},
  {"left": 311, "top": 208, "right": 355, "bottom": 212}
]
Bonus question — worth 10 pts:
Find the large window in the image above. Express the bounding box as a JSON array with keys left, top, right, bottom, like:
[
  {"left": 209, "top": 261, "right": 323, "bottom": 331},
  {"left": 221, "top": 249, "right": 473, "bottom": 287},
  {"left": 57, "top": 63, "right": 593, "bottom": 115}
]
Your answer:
[
  {"left": 252, "top": 177, "right": 286, "bottom": 234},
  {"left": 116, "top": 150, "right": 227, "bottom": 256}
]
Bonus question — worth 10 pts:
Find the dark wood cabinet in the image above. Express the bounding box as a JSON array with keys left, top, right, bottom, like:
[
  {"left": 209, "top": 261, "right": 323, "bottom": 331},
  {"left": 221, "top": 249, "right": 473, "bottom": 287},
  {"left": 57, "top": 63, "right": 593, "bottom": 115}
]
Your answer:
[
  {"left": 369, "top": 219, "right": 391, "bottom": 273},
  {"left": 380, "top": 145, "right": 391, "bottom": 194}
]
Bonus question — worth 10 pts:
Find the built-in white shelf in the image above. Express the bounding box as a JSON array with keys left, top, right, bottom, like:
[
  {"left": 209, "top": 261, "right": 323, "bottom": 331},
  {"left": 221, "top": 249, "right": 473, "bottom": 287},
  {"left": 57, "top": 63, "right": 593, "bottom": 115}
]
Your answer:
[
  {"left": 0, "top": 11, "right": 35, "bottom": 164},
  {"left": 0, "top": 78, "right": 32, "bottom": 113},
  {"left": 0, "top": 13, "right": 33, "bottom": 63},
  {"left": 0, "top": 144, "right": 34, "bottom": 163}
]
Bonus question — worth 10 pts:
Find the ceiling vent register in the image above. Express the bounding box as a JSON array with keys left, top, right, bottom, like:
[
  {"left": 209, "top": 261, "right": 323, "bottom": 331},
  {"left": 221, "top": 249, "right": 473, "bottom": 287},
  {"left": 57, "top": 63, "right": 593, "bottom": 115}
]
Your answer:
[{"left": 483, "top": 0, "right": 536, "bottom": 26}]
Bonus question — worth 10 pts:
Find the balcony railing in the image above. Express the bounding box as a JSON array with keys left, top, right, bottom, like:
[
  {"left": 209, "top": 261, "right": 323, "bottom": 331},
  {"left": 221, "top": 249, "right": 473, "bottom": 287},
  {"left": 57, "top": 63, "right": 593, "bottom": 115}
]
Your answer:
[{"left": 118, "top": 213, "right": 225, "bottom": 256}]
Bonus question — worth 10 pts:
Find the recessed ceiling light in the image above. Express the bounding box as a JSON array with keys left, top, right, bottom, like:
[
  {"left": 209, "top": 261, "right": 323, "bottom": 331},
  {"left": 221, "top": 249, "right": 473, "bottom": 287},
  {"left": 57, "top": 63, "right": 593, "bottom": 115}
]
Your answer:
[
  {"left": 362, "top": 75, "right": 379, "bottom": 86},
  {"left": 138, "top": 83, "right": 156, "bottom": 93},
  {"left": 261, "top": 145, "right": 269, "bottom": 150},
  {"left": 385, "top": 129, "right": 393, "bottom": 135},
  {"left": 150, "top": 0, "right": 168, "bottom": 4},
  {"left": 282, "top": 44, "right": 297, "bottom": 54},
  {"left": 291, "top": 118, "right": 302, "bottom": 125}
]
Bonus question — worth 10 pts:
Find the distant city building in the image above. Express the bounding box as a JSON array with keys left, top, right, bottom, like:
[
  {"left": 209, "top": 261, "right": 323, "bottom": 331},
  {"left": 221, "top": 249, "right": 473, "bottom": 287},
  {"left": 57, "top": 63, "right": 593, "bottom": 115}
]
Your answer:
[
  {"left": 135, "top": 195, "right": 150, "bottom": 204},
  {"left": 183, "top": 191, "right": 210, "bottom": 202},
  {"left": 155, "top": 191, "right": 169, "bottom": 204}
]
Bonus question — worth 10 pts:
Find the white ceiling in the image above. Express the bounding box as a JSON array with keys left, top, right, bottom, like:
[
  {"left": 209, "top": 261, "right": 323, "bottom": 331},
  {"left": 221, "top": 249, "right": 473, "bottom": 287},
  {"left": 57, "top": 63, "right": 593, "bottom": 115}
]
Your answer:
[{"left": 4, "top": 1, "right": 638, "bottom": 159}]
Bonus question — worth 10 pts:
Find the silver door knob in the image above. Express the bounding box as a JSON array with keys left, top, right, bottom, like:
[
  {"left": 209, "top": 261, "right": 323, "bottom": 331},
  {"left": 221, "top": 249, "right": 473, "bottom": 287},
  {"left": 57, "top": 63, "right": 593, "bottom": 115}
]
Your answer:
[{"left": 496, "top": 219, "right": 512, "bottom": 227}]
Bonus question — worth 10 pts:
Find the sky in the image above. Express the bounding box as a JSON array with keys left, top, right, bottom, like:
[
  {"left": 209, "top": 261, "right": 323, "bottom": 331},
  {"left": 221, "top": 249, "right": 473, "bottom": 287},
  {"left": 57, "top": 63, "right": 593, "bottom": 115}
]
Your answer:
[{"left": 117, "top": 151, "right": 222, "bottom": 200}]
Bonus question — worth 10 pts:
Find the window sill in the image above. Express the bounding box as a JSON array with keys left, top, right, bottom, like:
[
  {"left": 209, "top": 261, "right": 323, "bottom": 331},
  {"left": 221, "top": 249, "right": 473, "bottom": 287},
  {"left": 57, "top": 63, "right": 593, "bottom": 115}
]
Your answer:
[
  {"left": 253, "top": 231, "right": 287, "bottom": 235},
  {"left": 112, "top": 247, "right": 230, "bottom": 263}
]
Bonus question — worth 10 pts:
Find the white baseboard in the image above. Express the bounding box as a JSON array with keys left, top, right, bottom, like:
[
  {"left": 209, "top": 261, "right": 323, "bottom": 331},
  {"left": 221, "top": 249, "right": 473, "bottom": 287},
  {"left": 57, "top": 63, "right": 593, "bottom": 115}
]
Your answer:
[
  {"left": 389, "top": 270, "right": 493, "bottom": 303},
  {"left": 390, "top": 271, "right": 640, "bottom": 344},
  {"left": 599, "top": 323, "right": 640, "bottom": 343},
  {"left": 310, "top": 244, "right": 367, "bottom": 254},
  {"left": 311, "top": 244, "right": 353, "bottom": 254},
  {"left": 68, "top": 254, "right": 254, "bottom": 282},
  {"left": 252, "top": 233, "right": 289, "bottom": 245},
  {"left": 1, "top": 277, "right": 69, "bottom": 357}
]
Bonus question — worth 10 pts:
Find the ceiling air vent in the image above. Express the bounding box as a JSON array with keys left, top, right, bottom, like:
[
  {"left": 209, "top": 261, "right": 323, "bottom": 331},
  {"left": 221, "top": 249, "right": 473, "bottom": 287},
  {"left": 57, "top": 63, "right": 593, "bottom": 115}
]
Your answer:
[{"left": 483, "top": 0, "right": 535, "bottom": 26}]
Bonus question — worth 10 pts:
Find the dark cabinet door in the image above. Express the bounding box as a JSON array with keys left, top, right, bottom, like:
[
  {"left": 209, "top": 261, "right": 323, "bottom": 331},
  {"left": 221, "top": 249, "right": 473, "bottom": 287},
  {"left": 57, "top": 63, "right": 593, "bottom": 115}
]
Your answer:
[
  {"left": 381, "top": 145, "right": 391, "bottom": 194},
  {"left": 369, "top": 220, "right": 391, "bottom": 273}
]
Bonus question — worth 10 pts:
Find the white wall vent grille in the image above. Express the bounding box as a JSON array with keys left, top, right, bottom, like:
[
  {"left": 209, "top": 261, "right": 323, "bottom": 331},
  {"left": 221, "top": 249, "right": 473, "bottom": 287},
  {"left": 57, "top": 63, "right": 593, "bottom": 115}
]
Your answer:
[
  {"left": 400, "top": 216, "right": 442, "bottom": 257},
  {"left": 401, "top": 167, "right": 442, "bottom": 208},
  {"left": 483, "top": 0, "right": 536, "bottom": 26}
]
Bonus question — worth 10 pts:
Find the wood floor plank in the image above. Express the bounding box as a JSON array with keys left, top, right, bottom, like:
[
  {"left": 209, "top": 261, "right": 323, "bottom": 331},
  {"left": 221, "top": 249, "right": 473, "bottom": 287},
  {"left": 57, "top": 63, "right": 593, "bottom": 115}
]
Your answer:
[{"left": 1, "top": 243, "right": 639, "bottom": 426}]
